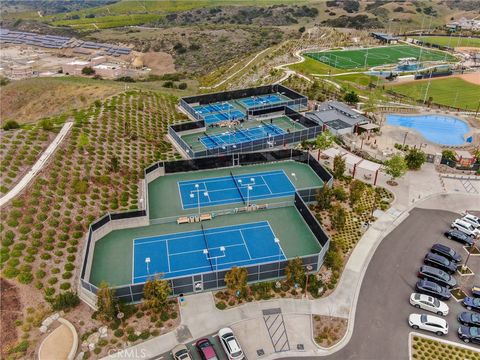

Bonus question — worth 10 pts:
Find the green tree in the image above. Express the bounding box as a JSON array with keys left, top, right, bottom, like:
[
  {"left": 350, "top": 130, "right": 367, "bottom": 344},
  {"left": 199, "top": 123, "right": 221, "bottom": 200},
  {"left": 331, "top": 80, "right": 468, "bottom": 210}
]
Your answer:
[
  {"left": 316, "top": 129, "right": 334, "bottom": 154},
  {"left": 441, "top": 149, "right": 456, "bottom": 162},
  {"left": 285, "top": 258, "right": 306, "bottom": 286},
  {"left": 110, "top": 155, "right": 120, "bottom": 172},
  {"left": 224, "top": 267, "right": 248, "bottom": 296},
  {"left": 333, "top": 154, "right": 346, "bottom": 179},
  {"left": 316, "top": 186, "right": 333, "bottom": 211},
  {"left": 52, "top": 291, "right": 80, "bottom": 310},
  {"left": 3, "top": 120, "right": 20, "bottom": 131},
  {"left": 143, "top": 275, "right": 172, "bottom": 311},
  {"left": 384, "top": 154, "right": 407, "bottom": 180},
  {"left": 96, "top": 282, "right": 116, "bottom": 323},
  {"left": 405, "top": 148, "right": 426, "bottom": 170},
  {"left": 331, "top": 205, "right": 346, "bottom": 230},
  {"left": 343, "top": 91, "right": 359, "bottom": 105},
  {"left": 82, "top": 67, "right": 95, "bottom": 75},
  {"left": 299, "top": 26, "right": 306, "bottom": 33},
  {"left": 349, "top": 179, "right": 366, "bottom": 206}
]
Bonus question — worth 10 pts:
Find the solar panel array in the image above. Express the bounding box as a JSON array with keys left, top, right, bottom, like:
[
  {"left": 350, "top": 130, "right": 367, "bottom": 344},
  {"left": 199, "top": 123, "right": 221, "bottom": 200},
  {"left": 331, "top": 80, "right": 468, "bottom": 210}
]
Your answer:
[{"left": 0, "top": 28, "right": 131, "bottom": 56}]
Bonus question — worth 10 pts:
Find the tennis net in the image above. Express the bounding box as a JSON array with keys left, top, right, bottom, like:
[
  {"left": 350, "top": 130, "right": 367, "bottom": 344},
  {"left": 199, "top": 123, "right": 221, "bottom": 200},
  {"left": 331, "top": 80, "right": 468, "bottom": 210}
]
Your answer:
[
  {"left": 200, "top": 223, "right": 214, "bottom": 271},
  {"left": 230, "top": 171, "right": 246, "bottom": 205},
  {"left": 203, "top": 132, "right": 220, "bottom": 147},
  {"left": 235, "top": 127, "right": 251, "bottom": 140}
]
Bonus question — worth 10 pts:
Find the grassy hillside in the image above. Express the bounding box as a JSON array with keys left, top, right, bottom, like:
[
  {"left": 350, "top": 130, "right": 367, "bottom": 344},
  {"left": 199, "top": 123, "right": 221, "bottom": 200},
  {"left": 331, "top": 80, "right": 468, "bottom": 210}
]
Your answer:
[
  {"left": 389, "top": 77, "right": 480, "bottom": 110},
  {"left": 0, "top": 77, "right": 123, "bottom": 124}
]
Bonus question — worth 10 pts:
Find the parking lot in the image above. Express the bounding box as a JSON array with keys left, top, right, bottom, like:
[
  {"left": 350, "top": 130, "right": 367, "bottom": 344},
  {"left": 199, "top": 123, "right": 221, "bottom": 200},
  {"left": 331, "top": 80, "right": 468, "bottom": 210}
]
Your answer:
[{"left": 313, "top": 208, "right": 480, "bottom": 360}]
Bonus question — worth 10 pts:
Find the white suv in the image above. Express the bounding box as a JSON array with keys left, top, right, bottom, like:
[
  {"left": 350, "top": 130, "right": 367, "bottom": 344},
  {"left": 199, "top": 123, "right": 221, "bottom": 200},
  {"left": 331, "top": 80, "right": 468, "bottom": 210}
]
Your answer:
[
  {"left": 218, "top": 328, "right": 244, "bottom": 360},
  {"left": 409, "top": 293, "right": 449, "bottom": 316},
  {"left": 451, "top": 219, "right": 480, "bottom": 238},
  {"left": 462, "top": 214, "right": 480, "bottom": 228},
  {"left": 408, "top": 313, "right": 448, "bottom": 335}
]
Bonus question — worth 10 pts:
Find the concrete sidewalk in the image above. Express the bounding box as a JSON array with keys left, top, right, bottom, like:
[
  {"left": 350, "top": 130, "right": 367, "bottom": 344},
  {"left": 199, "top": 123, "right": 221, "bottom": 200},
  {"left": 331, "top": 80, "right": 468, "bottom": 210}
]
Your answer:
[
  {"left": 104, "top": 189, "right": 479, "bottom": 360},
  {"left": 0, "top": 121, "right": 73, "bottom": 207}
]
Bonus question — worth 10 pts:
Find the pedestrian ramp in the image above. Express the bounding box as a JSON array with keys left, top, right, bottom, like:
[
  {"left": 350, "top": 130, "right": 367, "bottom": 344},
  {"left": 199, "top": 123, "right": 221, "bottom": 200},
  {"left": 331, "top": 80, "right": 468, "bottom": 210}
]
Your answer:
[{"left": 262, "top": 308, "right": 290, "bottom": 352}]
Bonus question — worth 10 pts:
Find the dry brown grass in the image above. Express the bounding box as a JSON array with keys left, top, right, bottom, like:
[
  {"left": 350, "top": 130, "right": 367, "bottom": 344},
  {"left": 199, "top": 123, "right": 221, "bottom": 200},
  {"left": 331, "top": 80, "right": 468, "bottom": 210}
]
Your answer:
[{"left": 0, "top": 77, "right": 123, "bottom": 124}]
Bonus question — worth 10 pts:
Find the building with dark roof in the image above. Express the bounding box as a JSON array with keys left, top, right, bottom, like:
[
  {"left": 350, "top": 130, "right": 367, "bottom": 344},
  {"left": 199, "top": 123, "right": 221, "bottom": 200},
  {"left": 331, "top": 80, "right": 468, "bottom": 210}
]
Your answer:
[{"left": 371, "top": 32, "right": 399, "bottom": 44}]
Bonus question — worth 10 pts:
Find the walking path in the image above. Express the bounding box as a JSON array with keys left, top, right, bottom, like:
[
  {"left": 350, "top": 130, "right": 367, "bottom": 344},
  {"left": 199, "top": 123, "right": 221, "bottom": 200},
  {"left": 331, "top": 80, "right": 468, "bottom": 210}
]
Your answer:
[{"left": 0, "top": 121, "right": 73, "bottom": 207}]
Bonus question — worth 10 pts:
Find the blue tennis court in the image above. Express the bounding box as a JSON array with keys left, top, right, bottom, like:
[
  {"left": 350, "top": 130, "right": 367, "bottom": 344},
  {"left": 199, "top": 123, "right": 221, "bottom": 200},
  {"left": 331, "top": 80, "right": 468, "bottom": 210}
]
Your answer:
[
  {"left": 194, "top": 103, "right": 234, "bottom": 115},
  {"left": 200, "top": 124, "right": 285, "bottom": 149},
  {"left": 203, "top": 109, "right": 245, "bottom": 124},
  {"left": 178, "top": 170, "right": 295, "bottom": 209},
  {"left": 239, "top": 94, "right": 283, "bottom": 108},
  {"left": 132, "top": 221, "right": 285, "bottom": 283}
]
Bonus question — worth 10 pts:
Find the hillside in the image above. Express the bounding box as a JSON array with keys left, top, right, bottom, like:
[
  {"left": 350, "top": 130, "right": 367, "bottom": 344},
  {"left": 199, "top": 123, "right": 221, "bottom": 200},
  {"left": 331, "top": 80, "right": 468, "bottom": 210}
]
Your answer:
[{"left": 0, "top": 77, "right": 123, "bottom": 124}]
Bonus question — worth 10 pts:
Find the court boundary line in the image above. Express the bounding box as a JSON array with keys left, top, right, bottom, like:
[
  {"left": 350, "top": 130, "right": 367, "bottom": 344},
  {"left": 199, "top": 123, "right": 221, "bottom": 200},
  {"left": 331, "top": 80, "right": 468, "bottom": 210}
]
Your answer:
[
  {"left": 165, "top": 238, "right": 171, "bottom": 272},
  {"left": 178, "top": 170, "right": 285, "bottom": 186},
  {"left": 239, "top": 230, "right": 252, "bottom": 260}
]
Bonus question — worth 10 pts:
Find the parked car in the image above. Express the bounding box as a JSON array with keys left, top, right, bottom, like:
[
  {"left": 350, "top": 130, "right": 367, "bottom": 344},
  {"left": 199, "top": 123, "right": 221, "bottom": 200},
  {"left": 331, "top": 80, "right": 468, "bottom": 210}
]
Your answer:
[
  {"left": 408, "top": 313, "right": 449, "bottom": 335},
  {"left": 444, "top": 229, "right": 474, "bottom": 246},
  {"left": 196, "top": 339, "right": 219, "bottom": 360},
  {"left": 458, "top": 312, "right": 480, "bottom": 327},
  {"left": 430, "top": 243, "right": 462, "bottom": 263},
  {"left": 418, "top": 265, "right": 457, "bottom": 288},
  {"left": 415, "top": 280, "right": 451, "bottom": 301},
  {"left": 218, "top": 328, "right": 244, "bottom": 360},
  {"left": 451, "top": 219, "right": 480, "bottom": 238},
  {"left": 410, "top": 293, "right": 449, "bottom": 316},
  {"left": 172, "top": 345, "right": 193, "bottom": 360},
  {"left": 472, "top": 286, "right": 480, "bottom": 297},
  {"left": 458, "top": 326, "right": 480, "bottom": 344},
  {"left": 424, "top": 252, "right": 458, "bottom": 274},
  {"left": 462, "top": 213, "right": 480, "bottom": 228},
  {"left": 463, "top": 297, "right": 480, "bottom": 312}
]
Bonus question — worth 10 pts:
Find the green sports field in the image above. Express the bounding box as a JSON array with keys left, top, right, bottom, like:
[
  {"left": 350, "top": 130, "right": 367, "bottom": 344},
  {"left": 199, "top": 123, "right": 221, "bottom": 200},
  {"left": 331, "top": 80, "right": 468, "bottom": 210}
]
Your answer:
[
  {"left": 413, "top": 36, "right": 480, "bottom": 49},
  {"left": 389, "top": 77, "right": 480, "bottom": 110},
  {"left": 304, "top": 45, "right": 457, "bottom": 69}
]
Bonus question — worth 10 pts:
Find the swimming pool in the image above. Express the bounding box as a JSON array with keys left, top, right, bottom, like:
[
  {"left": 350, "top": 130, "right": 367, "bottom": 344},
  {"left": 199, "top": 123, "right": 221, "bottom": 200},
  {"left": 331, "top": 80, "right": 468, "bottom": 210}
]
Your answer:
[{"left": 386, "top": 114, "right": 471, "bottom": 146}]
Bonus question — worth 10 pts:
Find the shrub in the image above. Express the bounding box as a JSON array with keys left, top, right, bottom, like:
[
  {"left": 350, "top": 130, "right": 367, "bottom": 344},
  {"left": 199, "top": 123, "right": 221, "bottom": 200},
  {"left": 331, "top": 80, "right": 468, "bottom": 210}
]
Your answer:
[
  {"left": 114, "top": 329, "right": 124, "bottom": 338},
  {"left": 17, "top": 272, "right": 33, "bottom": 284},
  {"left": 216, "top": 301, "right": 227, "bottom": 310},
  {"left": 52, "top": 291, "right": 80, "bottom": 310},
  {"left": 3, "top": 120, "right": 20, "bottom": 131}
]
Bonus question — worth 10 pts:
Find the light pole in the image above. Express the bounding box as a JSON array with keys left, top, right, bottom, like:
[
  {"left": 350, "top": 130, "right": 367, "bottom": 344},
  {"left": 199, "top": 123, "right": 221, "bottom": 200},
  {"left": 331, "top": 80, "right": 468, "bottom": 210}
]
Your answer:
[
  {"left": 238, "top": 178, "right": 255, "bottom": 207},
  {"left": 204, "top": 246, "right": 226, "bottom": 288},
  {"left": 274, "top": 238, "right": 281, "bottom": 278},
  {"left": 190, "top": 184, "right": 208, "bottom": 217},
  {"left": 145, "top": 257, "right": 151, "bottom": 278}
]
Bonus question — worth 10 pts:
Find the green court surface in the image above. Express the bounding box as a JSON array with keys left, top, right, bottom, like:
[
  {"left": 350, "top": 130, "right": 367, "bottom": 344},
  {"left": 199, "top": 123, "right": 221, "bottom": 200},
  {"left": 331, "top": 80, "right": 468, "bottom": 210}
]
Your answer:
[
  {"left": 389, "top": 77, "right": 480, "bottom": 110},
  {"left": 305, "top": 45, "right": 457, "bottom": 69},
  {"left": 89, "top": 205, "right": 321, "bottom": 287},
  {"left": 413, "top": 36, "right": 480, "bottom": 49},
  {"left": 148, "top": 161, "right": 323, "bottom": 219},
  {"left": 181, "top": 116, "right": 306, "bottom": 152}
]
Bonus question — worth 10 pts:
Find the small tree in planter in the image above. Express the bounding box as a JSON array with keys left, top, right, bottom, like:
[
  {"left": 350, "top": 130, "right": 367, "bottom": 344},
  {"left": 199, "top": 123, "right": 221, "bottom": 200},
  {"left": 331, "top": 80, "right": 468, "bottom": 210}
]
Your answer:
[
  {"left": 96, "top": 281, "right": 117, "bottom": 323},
  {"left": 333, "top": 155, "right": 346, "bottom": 179},
  {"left": 224, "top": 267, "right": 248, "bottom": 298},
  {"left": 384, "top": 154, "right": 407, "bottom": 185},
  {"left": 316, "top": 130, "right": 334, "bottom": 157},
  {"left": 316, "top": 186, "right": 333, "bottom": 211},
  {"left": 143, "top": 275, "right": 172, "bottom": 312},
  {"left": 285, "top": 258, "right": 306, "bottom": 288},
  {"left": 405, "top": 148, "right": 426, "bottom": 170}
]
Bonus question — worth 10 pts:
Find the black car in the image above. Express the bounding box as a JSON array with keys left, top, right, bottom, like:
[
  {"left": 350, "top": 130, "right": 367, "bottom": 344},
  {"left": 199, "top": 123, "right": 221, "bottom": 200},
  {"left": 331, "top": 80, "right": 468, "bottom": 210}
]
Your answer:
[
  {"left": 458, "top": 326, "right": 480, "bottom": 344},
  {"left": 463, "top": 297, "right": 480, "bottom": 312},
  {"left": 431, "top": 243, "right": 462, "bottom": 263},
  {"left": 424, "top": 252, "right": 458, "bottom": 274},
  {"left": 458, "top": 312, "right": 480, "bottom": 327},
  {"left": 415, "top": 280, "right": 451, "bottom": 300},
  {"left": 418, "top": 265, "right": 457, "bottom": 288},
  {"left": 444, "top": 229, "right": 474, "bottom": 246},
  {"left": 472, "top": 286, "right": 480, "bottom": 297}
]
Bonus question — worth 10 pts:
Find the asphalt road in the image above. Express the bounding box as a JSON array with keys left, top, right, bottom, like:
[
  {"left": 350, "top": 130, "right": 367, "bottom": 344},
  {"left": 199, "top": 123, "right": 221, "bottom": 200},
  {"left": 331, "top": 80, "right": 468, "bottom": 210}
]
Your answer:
[{"left": 288, "top": 208, "right": 480, "bottom": 360}]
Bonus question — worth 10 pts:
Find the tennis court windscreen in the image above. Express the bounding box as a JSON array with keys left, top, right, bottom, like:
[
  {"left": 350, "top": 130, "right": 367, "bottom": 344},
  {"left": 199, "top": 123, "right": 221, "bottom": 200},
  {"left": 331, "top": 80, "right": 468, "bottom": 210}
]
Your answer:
[
  {"left": 230, "top": 171, "right": 246, "bottom": 205},
  {"left": 200, "top": 223, "right": 214, "bottom": 271}
]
